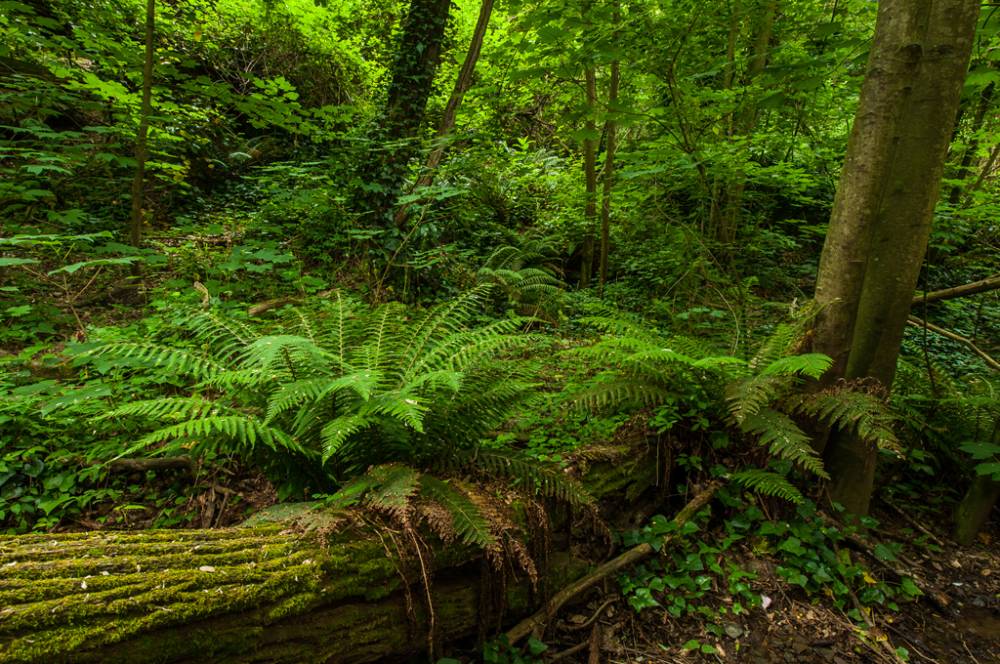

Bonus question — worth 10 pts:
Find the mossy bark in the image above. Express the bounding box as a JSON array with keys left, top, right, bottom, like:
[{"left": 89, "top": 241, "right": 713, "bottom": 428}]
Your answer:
[
  {"left": 0, "top": 453, "right": 653, "bottom": 663},
  {"left": 0, "top": 512, "right": 587, "bottom": 663},
  {"left": 954, "top": 475, "right": 1000, "bottom": 546}
]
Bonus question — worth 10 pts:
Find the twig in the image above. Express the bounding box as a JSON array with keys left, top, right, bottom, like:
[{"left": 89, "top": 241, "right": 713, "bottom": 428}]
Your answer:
[
  {"left": 505, "top": 481, "right": 721, "bottom": 644},
  {"left": 884, "top": 501, "right": 946, "bottom": 547},
  {"left": 547, "top": 640, "right": 589, "bottom": 661},
  {"left": 845, "top": 585, "right": 907, "bottom": 664},
  {"left": 907, "top": 316, "right": 1000, "bottom": 371},
  {"left": 564, "top": 595, "right": 619, "bottom": 632},
  {"left": 587, "top": 622, "right": 602, "bottom": 664}
]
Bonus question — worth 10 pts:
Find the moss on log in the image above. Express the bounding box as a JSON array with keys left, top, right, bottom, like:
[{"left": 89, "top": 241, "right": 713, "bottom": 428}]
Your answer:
[
  {"left": 0, "top": 454, "right": 653, "bottom": 663},
  {"left": 0, "top": 513, "right": 588, "bottom": 663}
]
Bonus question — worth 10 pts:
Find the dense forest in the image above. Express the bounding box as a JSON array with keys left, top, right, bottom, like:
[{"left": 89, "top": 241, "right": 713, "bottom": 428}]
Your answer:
[{"left": 0, "top": 0, "right": 998, "bottom": 661}]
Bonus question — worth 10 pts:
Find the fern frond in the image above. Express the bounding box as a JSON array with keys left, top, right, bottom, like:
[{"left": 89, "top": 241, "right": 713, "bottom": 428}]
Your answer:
[
  {"left": 83, "top": 343, "right": 226, "bottom": 380},
  {"left": 794, "top": 389, "right": 900, "bottom": 452},
  {"left": 363, "top": 464, "right": 421, "bottom": 522},
  {"left": 419, "top": 475, "right": 495, "bottom": 548},
  {"left": 571, "top": 379, "right": 673, "bottom": 411},
  {"left": 103, "top": 396, "right": 220, "bottom": 421},
  {"left": 321, "top": 414, "right": 372, "bottom": 462},
  {"left": 135, "top": 416, "right": 302, "bottom": 454},
  {"left": 759, "top": 353, "right": 832, "bottom": 379},
  {"left": 184, "top": 309, "right": 258, "bottom": 363},
  {"left": 469, "top": 448, "right": 594, "bottom": 508},
  {"left": 731, "top": 469, "right": 804, "bottom": 503},
  {"left": 738, "top": 408, "right": 828, "bottom": 477}
]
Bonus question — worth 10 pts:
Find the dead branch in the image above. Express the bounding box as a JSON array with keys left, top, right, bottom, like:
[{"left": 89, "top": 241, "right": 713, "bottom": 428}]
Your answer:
[
  {"left": 912, "top": 274, "right": 1000, "bottom": 305},
  {"left": 907, "top": 316, "right": 1000, "bottom": 371},
  {"left": 504, "top": 481, "right": 721, "bottom": 644},
  {"left": 108, "top": 456, "right": 194, "bottom": 474}
]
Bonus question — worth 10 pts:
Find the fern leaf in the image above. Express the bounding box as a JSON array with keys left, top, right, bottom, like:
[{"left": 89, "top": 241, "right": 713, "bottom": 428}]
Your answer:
[
  {"left": 731, "top": 469, "right": 804, "bottom": 503},
  {"left": 738, "top": 408, "right": 828, "bottom": 478},
  {"left": 418, "top": 475, "right": 495, "bottom": 548}
]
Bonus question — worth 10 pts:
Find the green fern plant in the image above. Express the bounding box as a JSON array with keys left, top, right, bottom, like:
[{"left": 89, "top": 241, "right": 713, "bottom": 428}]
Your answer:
[
  {"left": 570, "top": 311, "right": 902, "bottom": 500},
  {"left": 83, "top": 288, "right": 589, "bottom": 509},
  {"left": 477, "top": 243, "right": 564, "bottom": 320}
]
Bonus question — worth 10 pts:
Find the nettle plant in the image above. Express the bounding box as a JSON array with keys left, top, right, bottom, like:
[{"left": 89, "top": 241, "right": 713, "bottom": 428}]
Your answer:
[
  {"left": 570, "top": 312, "right": 900, "bottom": 503},
  {"left": 82, "top": 287, "right": 592, "bottom": 559}
]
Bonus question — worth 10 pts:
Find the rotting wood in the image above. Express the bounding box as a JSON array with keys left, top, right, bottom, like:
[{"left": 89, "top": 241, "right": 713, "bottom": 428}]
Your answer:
[{"left": 0, "top": 448, "right": 658, "bottom": 663}]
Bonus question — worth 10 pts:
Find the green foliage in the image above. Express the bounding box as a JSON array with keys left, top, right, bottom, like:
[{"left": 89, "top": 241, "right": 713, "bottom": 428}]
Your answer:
[
  {"left": 620, "top": 495, "right": 922, "bottom": 633},
  {"left": 78, "top": 288, "right": 593, "bottom": 560},
  {"left": 84, "top": 288, "right": 528, "bottom": 478}
]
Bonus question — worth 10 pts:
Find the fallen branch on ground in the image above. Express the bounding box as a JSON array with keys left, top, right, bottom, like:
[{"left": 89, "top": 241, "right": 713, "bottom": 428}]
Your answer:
[{"left": 504, "top": 481, "right": 721, "bottom": 644}]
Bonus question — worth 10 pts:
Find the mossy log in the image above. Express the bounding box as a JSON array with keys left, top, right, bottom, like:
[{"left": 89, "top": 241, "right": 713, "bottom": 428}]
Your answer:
[
  {"left": 0, "top": 508, "right": 587, "bottom": 664},
  {"left": 0, "top": 455, "right": 654, "bottom": 663}
]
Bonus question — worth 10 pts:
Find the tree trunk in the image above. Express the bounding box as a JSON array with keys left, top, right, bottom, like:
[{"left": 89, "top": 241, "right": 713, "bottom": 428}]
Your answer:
[
  {"left": 579, "top": 65, "right": 598, "bottom": 289},
  {"left": 598, "top": 6, "right": 621, "bottom": 295},
  {"left": 812, "top": 0, "right": 980, "bottom": 515},
  {"left": 394, "top": 0, "right": 496, "bottom": 229},
  {"left": 954, "top": 475, "right": 1000, "bottom": 546},
  {"left": 128, "top": 0, "right": 155, "bottom": 251},
  {"left": 355, "top": 0, "right": 452, "bottom": 226}
]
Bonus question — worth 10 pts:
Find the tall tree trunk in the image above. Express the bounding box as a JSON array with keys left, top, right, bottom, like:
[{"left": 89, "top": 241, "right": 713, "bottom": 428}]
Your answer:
[
  {"left": 355, "top": 0, "right": 452, "bottom": 226},
  {"left": 812, "top": 0, "right": 980, "bottom": 515},
  {"left": 712, "top": 0, "right": 776, "bottom": 244},
  {"left": 395, "top": 0, "right": 496, "bottom": 229},
  {"left": 579, "top": 65, "right": 598, "bottom": 289},
  {"left": 128, "top": 0, "right": 155, "bottom": 251},
  {"left": 598, "top": 35, "right": 620, "bottom": 294}
]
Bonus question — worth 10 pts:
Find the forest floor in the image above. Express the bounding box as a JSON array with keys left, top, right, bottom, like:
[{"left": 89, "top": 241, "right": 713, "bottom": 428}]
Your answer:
[{"left": 532, "top": 507, "right": 999, "bottom": 664}]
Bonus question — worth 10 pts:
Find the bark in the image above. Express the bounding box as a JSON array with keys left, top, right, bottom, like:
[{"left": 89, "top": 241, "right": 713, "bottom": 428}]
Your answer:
[
  {"left": 0, "top": 515, "right": 586, "bottom": 664},
  {"left": 954, "top": 475, "right": 1000, "bottom": 546},
  {"left": 911, "top": 274, "right": 1000, "bottom": 305},
  {"left": 355, "top": 0, "right": 452, "bottom": 225},
  {"left": 0, "top": 453, "right": 659, "bottom": 663},
  {"left": 579, "top": 65, "right": 598, "bottom": 289},
  {"left": 128, "top": 0, "right": 155, "bottom": 250},
  {"left": 598, "top": 7, "right": 621, "bottom": 295},
  {"left": 812, "top": 0, "right": 980, "bottom": 515},
  {"left": 394, "top": 0, "right": 496, "bottom": 229}
]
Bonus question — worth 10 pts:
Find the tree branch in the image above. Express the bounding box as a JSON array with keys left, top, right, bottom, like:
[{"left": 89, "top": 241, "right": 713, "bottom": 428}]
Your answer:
[
  {"left": 911, "top": 274, "right": 1000, "bottom": 305},
  {"left": 504, "top": 481, "right": 721, "bottom": 644},
  {"left": 907, "top": 316, "right": 1000, "bottom": 371}
]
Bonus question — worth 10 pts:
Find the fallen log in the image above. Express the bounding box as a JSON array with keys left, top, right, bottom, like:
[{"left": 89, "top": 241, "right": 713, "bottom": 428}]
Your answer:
[
  {"left": 0, "top": 505, "right": 587, "bottom": 664},
  {"left": 0, "top": 449, "right": 659, "bottom": 663}
]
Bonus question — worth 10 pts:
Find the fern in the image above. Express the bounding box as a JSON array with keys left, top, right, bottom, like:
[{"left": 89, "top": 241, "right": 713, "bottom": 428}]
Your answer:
[
  {"left": 738, "top": 409, "right": 828, "bottom": 477},
  {"left": 792, "top": 388, "right": 900, "bottom": 452},
  {"left": 731, "top": 469, "right": 804, "bottom": 503},
  {"left": 418, "top": 475, "right": 495, "bottom": 548}
]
